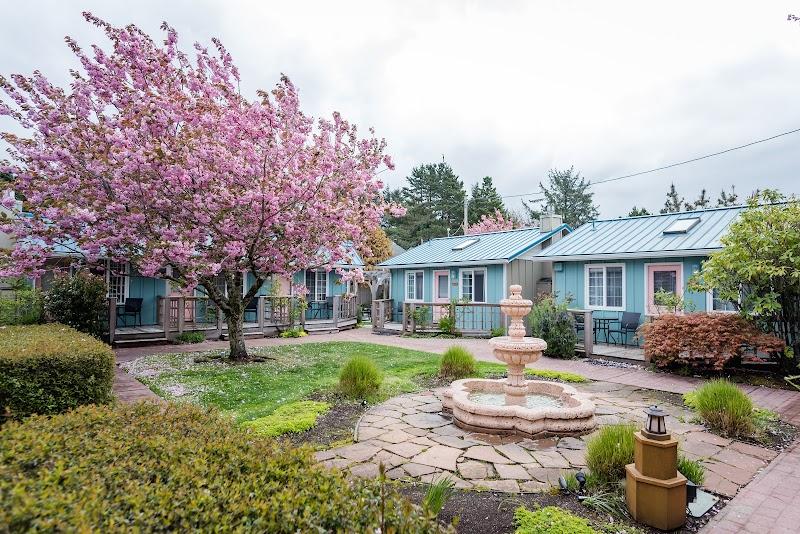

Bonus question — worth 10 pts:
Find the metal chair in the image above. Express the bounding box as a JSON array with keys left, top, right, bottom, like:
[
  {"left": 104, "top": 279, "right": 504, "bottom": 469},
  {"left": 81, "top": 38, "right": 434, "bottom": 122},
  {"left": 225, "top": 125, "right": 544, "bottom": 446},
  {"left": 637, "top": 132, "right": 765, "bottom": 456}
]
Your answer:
[
  {"left": 117, "top": 298, "right": 143, "bottom": 327},
  {"left": 607, "top": 311, "right": 641, "bottom": 346},
  {"left": 574, "top": 312, "right": 585, "bottom": 336}
]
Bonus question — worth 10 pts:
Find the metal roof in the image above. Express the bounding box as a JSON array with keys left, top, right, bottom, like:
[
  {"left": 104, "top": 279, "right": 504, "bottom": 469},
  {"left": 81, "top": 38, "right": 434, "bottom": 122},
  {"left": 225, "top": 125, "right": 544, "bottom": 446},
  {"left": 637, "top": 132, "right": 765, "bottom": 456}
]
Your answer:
[
  {"left": 380, "top": 225, "right": 569, "bottom": 268},
  {"left": 536, "top": 205, "right": 746, "bottom": 261}
]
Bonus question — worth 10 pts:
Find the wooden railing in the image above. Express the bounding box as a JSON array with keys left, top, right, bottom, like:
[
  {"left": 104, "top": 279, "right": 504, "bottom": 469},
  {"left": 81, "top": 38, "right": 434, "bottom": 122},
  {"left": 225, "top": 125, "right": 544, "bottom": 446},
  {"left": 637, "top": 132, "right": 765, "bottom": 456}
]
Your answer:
[
  {"left": 371, "top": 299, "right": 394, "bottom": 329},
  {"left": 399, "top": 302, "right": 504, "bottom": 335},
  {"left": 567, "top": 308, "right": 593, "bottom": 357}
]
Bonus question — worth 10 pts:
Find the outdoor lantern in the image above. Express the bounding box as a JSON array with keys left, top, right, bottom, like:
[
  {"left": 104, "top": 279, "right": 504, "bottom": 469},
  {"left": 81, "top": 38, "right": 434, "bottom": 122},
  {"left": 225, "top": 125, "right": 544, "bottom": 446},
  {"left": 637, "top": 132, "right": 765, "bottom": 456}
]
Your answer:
[
  {"left": 575, "top": 471, "right": 587, "bottom": 492},
  {"left": 644, "top": 405, "right": 668, "bottom": 438}
]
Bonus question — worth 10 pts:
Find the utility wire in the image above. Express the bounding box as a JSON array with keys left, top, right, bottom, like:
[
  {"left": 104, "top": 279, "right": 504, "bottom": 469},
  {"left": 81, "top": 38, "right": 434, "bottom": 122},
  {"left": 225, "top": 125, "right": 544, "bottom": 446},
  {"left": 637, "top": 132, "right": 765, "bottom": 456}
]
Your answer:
[{"left": 500, "top": 126, "right": 800, "bottom": 199}]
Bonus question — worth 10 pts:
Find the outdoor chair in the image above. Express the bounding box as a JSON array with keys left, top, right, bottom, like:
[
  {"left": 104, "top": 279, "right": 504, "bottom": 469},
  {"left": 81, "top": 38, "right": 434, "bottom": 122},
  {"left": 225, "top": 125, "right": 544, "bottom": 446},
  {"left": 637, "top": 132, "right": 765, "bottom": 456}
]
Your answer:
[
  {"left": 574, "top": 313, "right": 585, "bottom": 336},
  {"left": 607, "top": 311, "right": 641, "bottom": 346},
  {"left": 117, "top": 298, "right": 143, "bottom": 327}
]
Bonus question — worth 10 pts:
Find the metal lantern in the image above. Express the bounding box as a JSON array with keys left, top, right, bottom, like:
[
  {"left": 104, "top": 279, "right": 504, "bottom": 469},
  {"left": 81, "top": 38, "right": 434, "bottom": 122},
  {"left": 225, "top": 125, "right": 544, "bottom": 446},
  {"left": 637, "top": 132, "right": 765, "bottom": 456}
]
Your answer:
[{"left": 644, "top": 405, "right": 668, "bottom": 436}]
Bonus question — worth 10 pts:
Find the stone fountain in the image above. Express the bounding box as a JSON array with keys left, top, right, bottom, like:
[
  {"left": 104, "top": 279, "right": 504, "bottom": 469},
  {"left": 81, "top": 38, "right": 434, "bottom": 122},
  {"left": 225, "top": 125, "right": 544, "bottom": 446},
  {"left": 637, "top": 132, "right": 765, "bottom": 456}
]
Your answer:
[{"left": 442, "top": 285, "right": 596, "bottom": 437}]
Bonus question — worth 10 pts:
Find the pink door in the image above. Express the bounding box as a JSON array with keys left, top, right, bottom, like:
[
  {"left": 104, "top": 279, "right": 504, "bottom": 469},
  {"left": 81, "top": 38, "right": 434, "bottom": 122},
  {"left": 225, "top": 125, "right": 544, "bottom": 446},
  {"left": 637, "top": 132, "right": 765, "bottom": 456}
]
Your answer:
[
  {"left": 433, "top": 270, "right": 450, "bottom": 320},
  {"left": 646, "top": 263, "right": 683, "bottom": 315}
]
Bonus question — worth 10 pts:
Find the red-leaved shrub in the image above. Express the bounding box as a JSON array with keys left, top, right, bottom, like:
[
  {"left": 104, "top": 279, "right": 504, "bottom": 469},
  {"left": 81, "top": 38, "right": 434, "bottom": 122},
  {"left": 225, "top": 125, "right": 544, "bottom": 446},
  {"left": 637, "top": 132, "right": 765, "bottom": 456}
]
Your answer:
[{"left": 641, "top": 313, "right": 785, "bottom": 371}]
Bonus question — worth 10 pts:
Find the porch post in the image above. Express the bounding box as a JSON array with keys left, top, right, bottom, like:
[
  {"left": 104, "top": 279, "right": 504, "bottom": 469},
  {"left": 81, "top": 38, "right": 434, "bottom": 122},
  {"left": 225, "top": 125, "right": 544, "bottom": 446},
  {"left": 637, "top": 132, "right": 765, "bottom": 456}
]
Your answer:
[
  {"left": 108, "top": 298, "right": 116, "bottom": 344},
  {"left": 333, "top": 295, "right": 341, "bottom": 329},
  {"left": 402, "top": 303, "right": 408, "bottom": 334},
  {"left": 378, "top": 300, "right": 386, "bottom": 330},
  {"left": 583, "top": 310, "right": 594, "bottom": 357},
  {"left": 409, "top": 303, "right": 416, "bottom": 334},
  {"left": 177, "top": 296, "right": 185, "bottom": 335},
  {"left": 257, "top": 296, "right": 265, "bottom": 334},
  {"left": 163, "top": 296, "right": 174, "bottom": 341}
]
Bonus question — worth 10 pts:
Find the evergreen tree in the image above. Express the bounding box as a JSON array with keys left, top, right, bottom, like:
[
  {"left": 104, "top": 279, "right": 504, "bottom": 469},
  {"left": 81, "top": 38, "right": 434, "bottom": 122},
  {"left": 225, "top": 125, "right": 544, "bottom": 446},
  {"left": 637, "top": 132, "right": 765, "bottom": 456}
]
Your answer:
[
  {"left": 468, "top": 176, "right": 505, "bottom": 224},
  {"left": 660, "top": 183, "right": 685, "bottom": 213},
  {"left": 717, "top": 185, "right": 739, "bottom": 206},
  {"left": 384, "top": 162, "right": 466, "bottom": 248},
  {"left": 685, "top": 189, "right": 710, "bottom": 211},
  {"left": 523, "top": 167, "right": 598, "bottom": 228},
  {"left": 627, "top": 206, "right": 651, "bottom": 217}
]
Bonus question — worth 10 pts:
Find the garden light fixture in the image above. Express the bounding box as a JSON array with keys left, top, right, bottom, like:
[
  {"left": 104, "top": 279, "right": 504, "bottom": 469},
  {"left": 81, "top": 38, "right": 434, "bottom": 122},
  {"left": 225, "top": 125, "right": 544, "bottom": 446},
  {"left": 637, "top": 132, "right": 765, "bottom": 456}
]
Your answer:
[{"left": 643, "top": 405, "right": 668, "bottom": 439}]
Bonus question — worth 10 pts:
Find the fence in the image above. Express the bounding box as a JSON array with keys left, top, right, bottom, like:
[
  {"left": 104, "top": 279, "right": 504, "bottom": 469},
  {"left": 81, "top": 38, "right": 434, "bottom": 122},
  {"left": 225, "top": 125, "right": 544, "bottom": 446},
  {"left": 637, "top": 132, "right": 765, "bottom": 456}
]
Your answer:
[{"left": 398, "top": 302, "right": 504, "bottom": 335}]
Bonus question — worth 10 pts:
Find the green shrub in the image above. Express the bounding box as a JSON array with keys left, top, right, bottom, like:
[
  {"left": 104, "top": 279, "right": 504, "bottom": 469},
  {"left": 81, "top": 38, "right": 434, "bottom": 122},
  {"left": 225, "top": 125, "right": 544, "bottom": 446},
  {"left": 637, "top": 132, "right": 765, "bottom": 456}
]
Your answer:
[
  {"left": 677, "top": 455, "right": 705, "bottom": 485},
  {"left": 439, "top": 346, "right": 476, "bottom": 379},
  {"left": 242, "top": 400, "right": 330, "bottom": 436},
  {"left": 529, "top": 295, "right": 577, "bottom": 359},
  {"left": 438, "top": 314, "right": 456, "bottom": 335},
  {"left": 490, "top": 326, "right": 506, "bottom": 338},
  {"left": 0, "top": 324, "right": 114, "bottom": 419},
  {"left": 280, "top": 326, "right": 307, "bottom": 338},
  {"left": 43, "top": 272, "right": 108, "bottom": 339},
  {"left": 0, "top": 403, "right": 448, "bottom": 533},
  {"left": 514, "top": 506, "right": 597, "bottom": 534},
  {"left": 339, "top": 356, "right": 382, "bottom": 398},
  {"left": 175, "top": 331, "right": 206, "bottom": 344},
  {"left": 585, "top": 424, "right": 637, "bottom": 482},
  {"left": 422, "top": 476, "right": 455, "bottom": 517},
  {"left": 689, "top": 379, "right": 754, "bottom": 438},
  {"left": 0, "top": 279, "right": 42, "bottom": 325},
  {"left": 524, "top": 369, "right": 587, "bottom": 383}
]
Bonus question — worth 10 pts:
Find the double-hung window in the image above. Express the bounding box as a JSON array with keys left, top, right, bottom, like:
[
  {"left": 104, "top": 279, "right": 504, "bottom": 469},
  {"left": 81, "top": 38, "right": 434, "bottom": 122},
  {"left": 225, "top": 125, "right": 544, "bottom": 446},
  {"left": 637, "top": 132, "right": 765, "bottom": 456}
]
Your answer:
[
  {"left": 708, "top": 288, "right": 738, "bottom": 313},
  {"left": 107, "top": 260, "right": 129, "bottom": 305},
  {"left": 585, "top": 264, "right": 624, "bottom": 310},
  {"left": 406, "top": 271, "right": 424, "bottom": 301},
  {"left": 460, "top": 268, "right": 486, "bottom": 303},
  {"left": 305, "top": 270, "right": 328, "bottom": 301}
]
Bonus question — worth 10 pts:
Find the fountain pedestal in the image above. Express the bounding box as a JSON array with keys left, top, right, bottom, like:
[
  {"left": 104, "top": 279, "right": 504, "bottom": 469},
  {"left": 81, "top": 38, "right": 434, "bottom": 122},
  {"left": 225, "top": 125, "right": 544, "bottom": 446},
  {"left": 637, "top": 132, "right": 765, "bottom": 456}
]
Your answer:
[{"left": 441, "top": 285, "right": 596, "bottom": 437}]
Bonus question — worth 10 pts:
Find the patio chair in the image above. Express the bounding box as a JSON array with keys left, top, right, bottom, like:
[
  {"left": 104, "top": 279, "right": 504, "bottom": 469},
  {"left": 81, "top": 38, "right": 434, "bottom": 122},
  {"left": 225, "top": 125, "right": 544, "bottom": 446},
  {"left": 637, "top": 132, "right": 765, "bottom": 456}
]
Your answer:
[
  {"left": 607, "top": 311, "right": 641, "bottom": 346},
  {"left": 117, "top": 298, "right": 143, "bottom": 327},
  {"left": 574, "top": 313, "right": 585, "bottom": 336}
]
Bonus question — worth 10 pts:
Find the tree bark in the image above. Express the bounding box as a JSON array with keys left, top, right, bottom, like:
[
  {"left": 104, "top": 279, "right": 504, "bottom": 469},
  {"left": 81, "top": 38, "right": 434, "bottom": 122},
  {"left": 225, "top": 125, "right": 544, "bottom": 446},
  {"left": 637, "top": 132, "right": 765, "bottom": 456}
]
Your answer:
[{"left": 226, "top": 309, "right": 248, "bottom": 360}]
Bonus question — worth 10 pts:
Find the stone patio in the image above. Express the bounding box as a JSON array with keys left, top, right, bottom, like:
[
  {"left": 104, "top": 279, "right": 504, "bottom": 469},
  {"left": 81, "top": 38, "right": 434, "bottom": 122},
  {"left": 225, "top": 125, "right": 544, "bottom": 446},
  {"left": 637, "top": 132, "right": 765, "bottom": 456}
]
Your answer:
[{"left": 316, "top": 381, "right": 777, "bottom": 497}]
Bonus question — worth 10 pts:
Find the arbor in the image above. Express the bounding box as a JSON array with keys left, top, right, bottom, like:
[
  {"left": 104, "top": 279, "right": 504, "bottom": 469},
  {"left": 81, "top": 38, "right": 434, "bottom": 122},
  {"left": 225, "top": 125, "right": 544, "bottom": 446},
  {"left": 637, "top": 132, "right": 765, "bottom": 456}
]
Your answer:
[
  {"left": 468, "top": 176, "right": 505, "bottom": 225},
  {"left": 0, "top": 14, "right": 394, "bottom": 360},
  {"left": 384, "top": 162, "right": 465, "bottom": 248},
  {"left": 689, "top": 191, "right": 800, "bottom": 369},
  {"left": 523, "top": 167, "right": 598, "bottom": 228}
]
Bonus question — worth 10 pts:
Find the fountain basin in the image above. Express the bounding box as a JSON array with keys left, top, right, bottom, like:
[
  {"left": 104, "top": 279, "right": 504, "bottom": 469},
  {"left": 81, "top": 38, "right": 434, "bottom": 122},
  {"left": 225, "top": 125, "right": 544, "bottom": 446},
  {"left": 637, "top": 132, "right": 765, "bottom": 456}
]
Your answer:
[{"left": 442, "top": 378, "right": 597, "bottom": 437}]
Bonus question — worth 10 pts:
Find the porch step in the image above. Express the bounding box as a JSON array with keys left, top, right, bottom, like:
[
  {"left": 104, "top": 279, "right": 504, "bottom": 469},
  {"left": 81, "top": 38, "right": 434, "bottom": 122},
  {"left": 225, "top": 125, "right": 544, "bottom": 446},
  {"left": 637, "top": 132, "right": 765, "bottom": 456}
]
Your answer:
[
  {"left": 305, "top": 327, "right": 340, "bottom": 335},
  {"left": 113, "top": 337, "right": 169, "bottom": 346}
]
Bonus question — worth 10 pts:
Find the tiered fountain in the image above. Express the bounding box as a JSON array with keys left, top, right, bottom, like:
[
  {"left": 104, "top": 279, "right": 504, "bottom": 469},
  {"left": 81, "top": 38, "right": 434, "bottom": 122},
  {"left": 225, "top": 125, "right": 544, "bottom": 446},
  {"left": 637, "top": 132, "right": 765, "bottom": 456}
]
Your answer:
[{"left": 442, "top": 285, "right": 596, "bottom": 437}]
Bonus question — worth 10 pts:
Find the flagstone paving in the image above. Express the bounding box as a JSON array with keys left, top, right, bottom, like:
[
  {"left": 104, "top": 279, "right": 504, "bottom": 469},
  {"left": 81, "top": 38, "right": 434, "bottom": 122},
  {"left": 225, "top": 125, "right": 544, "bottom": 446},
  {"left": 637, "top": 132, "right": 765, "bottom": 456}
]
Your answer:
[{"left": 316, "top": 381, "right": 777, "bottom": 496}]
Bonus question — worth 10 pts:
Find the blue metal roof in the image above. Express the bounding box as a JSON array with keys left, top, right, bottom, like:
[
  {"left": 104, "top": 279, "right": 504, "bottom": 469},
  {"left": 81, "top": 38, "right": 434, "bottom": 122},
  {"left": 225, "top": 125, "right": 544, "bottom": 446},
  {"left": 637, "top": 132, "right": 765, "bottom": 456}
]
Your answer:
[
  {"left": 536, "top": 205, "right": 746, "bottom": 260},
  {"left": 380, "top": 225, "right": 569, "bottom": 268}
]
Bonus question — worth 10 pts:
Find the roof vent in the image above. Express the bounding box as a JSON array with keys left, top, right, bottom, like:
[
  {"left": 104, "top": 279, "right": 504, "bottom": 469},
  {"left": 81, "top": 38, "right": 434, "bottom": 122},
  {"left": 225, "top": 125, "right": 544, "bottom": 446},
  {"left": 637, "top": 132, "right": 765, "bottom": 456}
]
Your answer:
[
  {"left": 452, "top": 238, "right": 479, "bottom": 251},
  {"left": 663, "top": 217, "right": 700, "bottom": 235}
]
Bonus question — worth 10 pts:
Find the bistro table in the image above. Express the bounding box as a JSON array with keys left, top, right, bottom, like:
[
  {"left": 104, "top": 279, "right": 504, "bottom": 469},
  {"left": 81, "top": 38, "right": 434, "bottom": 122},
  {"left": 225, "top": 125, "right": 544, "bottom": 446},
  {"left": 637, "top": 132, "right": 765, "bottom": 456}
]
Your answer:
[{"left": 593, "top": 316, "right": 618, "bottom": 344}]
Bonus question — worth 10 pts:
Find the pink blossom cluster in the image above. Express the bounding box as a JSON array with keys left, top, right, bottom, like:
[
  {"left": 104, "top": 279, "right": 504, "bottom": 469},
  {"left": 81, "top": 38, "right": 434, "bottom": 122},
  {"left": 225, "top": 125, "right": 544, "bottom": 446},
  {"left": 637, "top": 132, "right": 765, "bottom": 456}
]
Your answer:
[
  {"left": 465, "top": 210, "right": 515, "bottom": 235},
  {"left": 0, "top": 13, "right": 401, "bottom": 292}
]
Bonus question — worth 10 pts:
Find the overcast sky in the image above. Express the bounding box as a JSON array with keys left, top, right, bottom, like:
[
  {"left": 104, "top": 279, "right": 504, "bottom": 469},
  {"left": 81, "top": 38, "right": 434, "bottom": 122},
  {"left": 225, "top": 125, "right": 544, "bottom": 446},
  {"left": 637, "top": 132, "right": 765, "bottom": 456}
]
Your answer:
[{"left": 2, "top": 1, "right": 799, "bottom": 218}]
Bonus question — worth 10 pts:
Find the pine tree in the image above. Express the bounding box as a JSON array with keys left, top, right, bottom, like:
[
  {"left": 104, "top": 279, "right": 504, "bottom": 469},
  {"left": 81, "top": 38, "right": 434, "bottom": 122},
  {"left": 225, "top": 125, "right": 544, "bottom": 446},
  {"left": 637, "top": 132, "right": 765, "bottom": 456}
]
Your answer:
[
  {"left": 627, "top": 206, "right": 651, "bottom": 217},
  {"left": 717, "top": 185, "right": 739, "bottom": 206},
  {"left": 685, "top": 189, "right": 710, "bottom": 211},
  {"left": 468, "top": 176, "right": 505, "bottom": 225},
  {"left": 523, "top": 167, "right": 598, "bottom": 228},
  {"left": 660, "top": 183, "right": 685, "bottom": 213}
]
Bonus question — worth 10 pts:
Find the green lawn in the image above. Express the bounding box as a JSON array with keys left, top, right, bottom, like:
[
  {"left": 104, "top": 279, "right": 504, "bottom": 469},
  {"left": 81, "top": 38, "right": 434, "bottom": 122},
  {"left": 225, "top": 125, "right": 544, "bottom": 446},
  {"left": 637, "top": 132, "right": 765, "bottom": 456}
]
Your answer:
[{"left": 122, "top": 341, "right": 585, "bottom": 424}]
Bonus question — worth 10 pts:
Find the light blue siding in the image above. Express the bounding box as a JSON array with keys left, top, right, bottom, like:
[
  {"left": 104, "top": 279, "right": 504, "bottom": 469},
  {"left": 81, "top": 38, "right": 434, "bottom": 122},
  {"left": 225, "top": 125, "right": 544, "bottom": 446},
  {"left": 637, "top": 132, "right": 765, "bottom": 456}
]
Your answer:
[
  {"left": 390, "top": 264, "right": 506, "bottom": 304},
  {"left": 127, "top": 275, "right": 167, "bottom": 325}
]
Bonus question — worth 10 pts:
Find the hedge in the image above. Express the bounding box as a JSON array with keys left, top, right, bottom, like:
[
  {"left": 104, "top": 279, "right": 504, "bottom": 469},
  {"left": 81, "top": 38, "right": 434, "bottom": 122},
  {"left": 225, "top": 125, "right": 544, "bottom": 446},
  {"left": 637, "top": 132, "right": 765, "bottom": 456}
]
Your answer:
[
  {"left": 0, "top": 403, "right": 450, "bottom": 533},
  {"left": 0, "top": 324, "right": 114, "bottom": 419}
]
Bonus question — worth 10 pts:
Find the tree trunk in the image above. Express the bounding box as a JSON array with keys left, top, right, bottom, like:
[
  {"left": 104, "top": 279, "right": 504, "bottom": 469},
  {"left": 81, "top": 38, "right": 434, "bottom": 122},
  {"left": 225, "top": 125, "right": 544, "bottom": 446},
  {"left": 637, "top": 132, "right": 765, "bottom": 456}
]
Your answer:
[{"left": 226, "top": 310, "right": 248, "bottom": 360}]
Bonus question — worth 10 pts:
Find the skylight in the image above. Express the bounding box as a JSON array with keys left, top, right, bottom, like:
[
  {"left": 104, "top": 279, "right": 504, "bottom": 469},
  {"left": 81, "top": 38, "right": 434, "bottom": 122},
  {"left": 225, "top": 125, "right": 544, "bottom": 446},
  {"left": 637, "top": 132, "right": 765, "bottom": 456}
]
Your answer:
[
  {"left": 452, "top": 238, "right": 479, "bottom": 251},
  {"left": 663, "top": 217, "right": 700, "bottom": 234}
]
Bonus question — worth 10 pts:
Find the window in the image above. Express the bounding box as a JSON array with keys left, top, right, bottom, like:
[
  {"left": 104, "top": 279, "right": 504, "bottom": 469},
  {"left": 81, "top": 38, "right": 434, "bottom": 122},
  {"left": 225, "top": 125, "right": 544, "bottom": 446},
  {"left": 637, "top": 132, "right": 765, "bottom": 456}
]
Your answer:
[
  {"left": 585, "top": 264, "right": 624, "bottom": 310},
  {"left": 645, "top": 263, "right": 683, "bottom": 315},
  {"left": 406, "top": 271, "right": 424, "bottom": 301},
  {"left": 452, "top": 238, "right": 479, "bottom": 251},
  {"left": 107, "top": 260, "right": 129, "bottom": 305},
  {"left": 708, "top": 289, "right": 738, "bottom": 313},
  {"left": 305, "top": 270, "right": 328, "bottom": 301},
  {"left": 663, "top": 217, "right": 700, "bottom": 234},
  {"left": 436, "top": 272, "right": 449, "bottom": 299},
  {"left": 460, "top": 268, "right": 487, "bottom": 303}
]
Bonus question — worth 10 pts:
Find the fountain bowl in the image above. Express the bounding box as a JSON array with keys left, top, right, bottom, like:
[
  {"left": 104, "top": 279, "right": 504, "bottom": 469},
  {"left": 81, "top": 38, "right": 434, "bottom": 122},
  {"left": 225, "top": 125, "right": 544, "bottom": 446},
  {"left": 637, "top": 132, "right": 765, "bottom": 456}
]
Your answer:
[{"left": 442, "top": 378, "right": 597, "bottom": 438}]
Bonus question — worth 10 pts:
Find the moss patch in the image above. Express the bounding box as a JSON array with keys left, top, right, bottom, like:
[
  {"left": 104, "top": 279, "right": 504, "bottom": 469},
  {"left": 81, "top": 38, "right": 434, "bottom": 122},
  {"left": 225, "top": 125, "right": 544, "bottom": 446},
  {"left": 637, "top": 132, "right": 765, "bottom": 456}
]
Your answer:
[{"left": 241, "top": 400, "right": 330, "bottom": 436}]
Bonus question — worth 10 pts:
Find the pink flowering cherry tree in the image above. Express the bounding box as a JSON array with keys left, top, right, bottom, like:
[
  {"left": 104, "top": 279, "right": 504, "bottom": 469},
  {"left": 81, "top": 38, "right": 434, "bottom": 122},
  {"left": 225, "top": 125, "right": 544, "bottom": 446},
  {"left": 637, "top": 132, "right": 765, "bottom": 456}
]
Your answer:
[
  {"left": 466, "top": 210, "right": 515, "bottom": 235},
  {"left": 0, "top": 13, "right": 400, "bottom": 360}
]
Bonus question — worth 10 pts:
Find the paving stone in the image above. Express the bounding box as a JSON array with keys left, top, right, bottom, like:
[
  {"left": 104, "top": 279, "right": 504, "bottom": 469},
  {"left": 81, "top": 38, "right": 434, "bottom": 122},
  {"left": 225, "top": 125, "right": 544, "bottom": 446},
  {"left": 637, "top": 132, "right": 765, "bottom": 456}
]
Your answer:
[
  {"left": 385, "top": 467, "right": 408, "bottom": 480},
  {"left": 728, "top": 441, "right": 778, "bottom": 462},
  {"left": 713, "top": 448, "right": 767, "bottom": 472},
  {"left": 321, "top": 458, "right": 354, "bottom": 470},
  {"left": 410, "top": 445, "right": 463, "bottom": 471},
  {"left": 526, "top": 466, "right": 565, "bottom": 484},
  {"left": 373, "top": 450, "right": 406, "bottom": 469},
  {"left": 473, "top": 479, "right": 520, "bottom": 493},
  {"left": 384, "top": 441, "right": 428, "bottom": 458},
  {"left": 419, "top": 471, "right": 472, "bottom": 489},
  {"left": 349, "top": 462, "right": 380, "bottom": 479},
  {"left": 467, "top": 432, "right": 506, "bottom": 445},
  {"left": 410, "top": 394, "right": 439, "bottom": 404},
  {"left": 688, "top": 431, "right": 733, "bottom": 447},
  {"left": 417, "top": 403, "right": 443, "bottom": 413},
  {"left": 680, "top": 438, "right": 723, "bottom": 458},
  {"left": 519, "top": 480, "right": 550, "bottom": 493},
  {"left": 370, "top": 408, "right": 405, "bottom": 419},
  {"left": 403, "top": 413, "right": 451, "bottom": 428},
  {"left": 518, "top": 437, "right": 558, "bottom": 451},
  {"left": 559, "top": 449, "right": 587, "bottom": 467},
  {"left": 336, "top": 443, "right": 380, "bottom": 462},
  {"left": 494, "top": 463, "right": 532, "bottom": 480},
  {"left": 531, "top": 450, "right": 570, "bottom": 469},
  {"left": 357, "top": 426, "right": 387, "bottom": 440},
  {"left": 431, "top": 435, "right": 479, "bottom": 449},
  {"left": 704, "top": 460, "right": 758, "bottom": 486},
  {"left": 360, "top": 414, "right": 384, "bottom": 423},
  {"left": 430, "top": 425, "right": 467, "bottom": 437},
  {"left": 458, "top": 460, "right": 492, "bottom": 479},
  {"left": 703, "top": 470, "right": 740, "bottom": 498},
  {"left": 371, "top": 417, "right": 403, "bottom": 429},
  {"left": 496, "top": 443, "right": 535, "bottom": 464},
  {"left": 556, "top": 437, "right": 586, "bottom": 450},
  {"left": 402, "top": 462, "right": 438, "bottom": 477},
  {"left": 410, "top": 436, "right": 438, "bottom": 447},
  {"left": 405, "top": 427, "right": 431, "bottom": 437},
  {"left": 463, "top": 445, "right": 513, "bottom": 464},
  {"left": 314, "top": 449, "right": 338, "bottom": 461},
  {"left": 377, "top": 429, "right": 414, "bottom": 444}
]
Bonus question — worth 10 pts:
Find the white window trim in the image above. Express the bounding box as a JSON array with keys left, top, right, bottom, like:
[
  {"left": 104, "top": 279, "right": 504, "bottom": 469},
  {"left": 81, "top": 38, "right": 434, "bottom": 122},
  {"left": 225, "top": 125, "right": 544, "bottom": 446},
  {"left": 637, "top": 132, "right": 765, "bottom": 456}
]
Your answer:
[
  {"left": 706, "top": 289, "right": 739, "bottom": 314},
  {"left": 433, "top": 270, "right": 451, "bottom": 301},
  {"left": 106, "top": 260, "right": 130, "bottom": 305},
  {"left": 459, "top": 268, "right": 488, "bottom": 303},
  {"left": 405, "top": 270, "right": 424, "bottom": 302},
  {"left": 313, "top": 270, "right": 328, "bottom": 301},
  {"left": 643, "top": 262, "right": 683, "bottom": 316},
  {"left": 584, "top": 263, "right": 625, "bottom": 311}
]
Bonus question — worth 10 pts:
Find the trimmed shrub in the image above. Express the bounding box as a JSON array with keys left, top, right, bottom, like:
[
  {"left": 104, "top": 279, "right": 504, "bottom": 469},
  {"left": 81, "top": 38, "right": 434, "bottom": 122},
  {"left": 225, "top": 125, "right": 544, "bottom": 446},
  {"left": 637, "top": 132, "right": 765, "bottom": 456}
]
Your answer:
[
  {"left": 280, "top": 326, "right": 307, "bottom": 338},
  {"left": 0, "top": 279, "right": 42, "bottom": 325},
  {"left": 585, "top": 424, "right": 637, "bottom": 482},
  {"left": 514, "top": 506, "right": 597, "bottom": 534},
  {"left": 641, "top": 313, "right": 785, "bottom": 371},
  {"left": 175, "top": 331, "right": 206, "bottom": 344},
  {"left": 529, "top": 295, "right": 577, "bottom": 359},
  {"left": 524, "top": 368, "right": 587, "bottom": 383},
  {"left": 688, "top": 379, "right": 753, "bottom": 438},
  {"left": 439, "top": 346, "right": 476, "bottom": 379},
  {"left": 0, "top": 324, "right": 114, "bottom": 419},
  {"left": 677, "top": 455, "right": 705, "bottom": 485},
  {"left": 339, "top": 356, "right": 382, "bottom": 398},
  {"left": 43, "top": 272, "right": 108, "bottom": 339},
  {"left": 242, "top": 400, "right": 330, "bottom": 436},
  {"left": 490, "top": 326, "right": 506, "bottom": 338},
  {"left": 0, "top": 403, "right": 449, "bottom": 532}
]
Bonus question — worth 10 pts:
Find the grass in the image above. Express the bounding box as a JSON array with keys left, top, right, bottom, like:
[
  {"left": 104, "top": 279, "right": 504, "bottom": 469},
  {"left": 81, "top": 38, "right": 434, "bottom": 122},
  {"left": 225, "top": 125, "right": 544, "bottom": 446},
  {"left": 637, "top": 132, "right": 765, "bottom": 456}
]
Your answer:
[
  {"left": 422, "top": 476, "right": 455, "bottom": 516},
  {"left": 340, "top": 356, "right": 382, "bottom": 399},
  {"left": 524, "top": 368, "right": 588, "bottom": 383},
  {"left": 585, "top": 424, "right": 637, "bottom": 483},
  {"left": 514, "top": 506, "right": 597, "bottom": 534},
  {"left": 439, "top": 346, "right": 477, "bottom": 379},
  {"left": 174, "top": 331, "right": 206, "bottom": 344},
  {"left": 677, "top": 455, "right": 705, "bottom": 485},
  {"left": 241, "top": 400, "right": 330, "bottom": 436},
  {"left": 684, "top": 379, "right": 754, "bottom": 438}
]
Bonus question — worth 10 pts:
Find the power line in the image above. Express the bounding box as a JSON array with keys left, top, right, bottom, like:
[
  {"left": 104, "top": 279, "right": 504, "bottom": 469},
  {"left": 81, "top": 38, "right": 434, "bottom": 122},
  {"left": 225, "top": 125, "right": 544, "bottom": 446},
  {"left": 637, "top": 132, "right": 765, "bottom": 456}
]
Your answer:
[{"left": 500, "top": 126, "right": 800, "bottom": 199}]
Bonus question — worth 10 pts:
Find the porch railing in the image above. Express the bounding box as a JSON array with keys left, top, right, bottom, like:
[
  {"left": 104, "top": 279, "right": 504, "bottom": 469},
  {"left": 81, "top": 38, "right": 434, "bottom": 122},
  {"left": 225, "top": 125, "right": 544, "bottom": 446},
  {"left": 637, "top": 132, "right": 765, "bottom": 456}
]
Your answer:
[
  {"left": 566, "top": 308, "right": 593, "bottom": 357},
  {"left": 399, "top": 302, "right": 504, "bottom": 335},
  {"left": 371, "top": 299, "right": 394, "bottom": 329}
]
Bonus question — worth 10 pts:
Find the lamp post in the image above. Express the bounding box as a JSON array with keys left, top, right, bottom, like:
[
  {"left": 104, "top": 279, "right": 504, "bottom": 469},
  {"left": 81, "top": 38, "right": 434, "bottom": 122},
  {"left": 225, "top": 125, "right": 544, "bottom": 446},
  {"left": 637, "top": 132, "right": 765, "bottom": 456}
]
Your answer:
[{"left": 625, "top": 405, "right": 687, "bottom": 530}]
